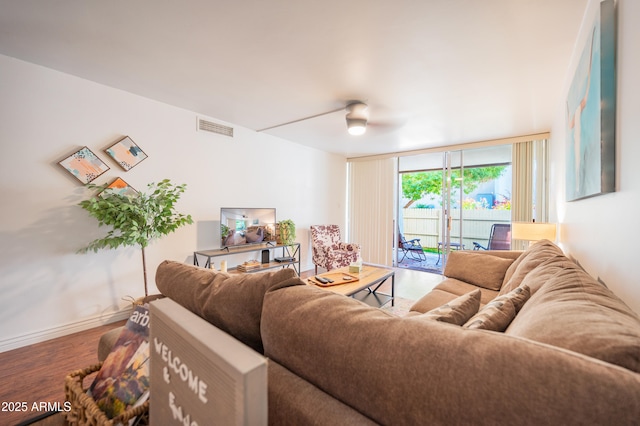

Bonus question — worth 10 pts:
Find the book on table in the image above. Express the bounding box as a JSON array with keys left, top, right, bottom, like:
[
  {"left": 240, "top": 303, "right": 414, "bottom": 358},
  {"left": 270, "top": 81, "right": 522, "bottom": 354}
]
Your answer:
[{"left": 88, "top": 304, "right": 151, "bottom": 421}]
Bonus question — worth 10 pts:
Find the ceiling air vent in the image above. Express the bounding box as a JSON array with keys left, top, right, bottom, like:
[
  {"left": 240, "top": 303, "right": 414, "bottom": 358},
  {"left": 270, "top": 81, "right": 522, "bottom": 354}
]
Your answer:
[{"left": 198, "top": 118, "right": 233, "bottom": 137}]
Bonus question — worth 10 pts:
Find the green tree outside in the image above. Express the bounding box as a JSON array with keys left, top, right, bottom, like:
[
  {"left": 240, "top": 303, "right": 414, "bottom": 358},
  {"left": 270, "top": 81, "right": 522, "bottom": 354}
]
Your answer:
[{"left": 402, "top": 166, "right": 507, "bottom": 208}]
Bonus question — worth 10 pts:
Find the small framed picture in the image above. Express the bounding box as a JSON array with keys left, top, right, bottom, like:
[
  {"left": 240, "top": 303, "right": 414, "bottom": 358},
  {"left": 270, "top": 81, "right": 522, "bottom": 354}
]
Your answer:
[
  {"left": 100, "top": 177, "right": 138, "bottom": 197},
  {"left": 105, "top": 136, "right": 148, "bottom": 171},
  {"left": 58, "top": 146, "right": 110, "bottom": 184}
]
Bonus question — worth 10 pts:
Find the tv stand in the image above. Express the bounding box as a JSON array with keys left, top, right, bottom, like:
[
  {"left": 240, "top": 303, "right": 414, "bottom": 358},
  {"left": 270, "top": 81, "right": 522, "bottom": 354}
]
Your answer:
[
  {"left": 219, "top": 240, "right": 276, "bottom": 252},
  {"left": 193, "top": 243, "right": 301, "bottom": 276}
]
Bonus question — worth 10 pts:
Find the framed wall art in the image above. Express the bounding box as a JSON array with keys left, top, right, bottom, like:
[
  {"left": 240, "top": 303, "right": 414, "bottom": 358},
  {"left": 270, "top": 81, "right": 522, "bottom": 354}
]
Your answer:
[
  {"left": 58, "top": 146, "right": 110, "bottom": 184},
  {"left": 105, "top": 136, "right": 148, "bottom": 171},
  {"left": 100, "top": 177, "right": 139, "bottom": 197},
  {"left": 565, "top": 0, "right": 615, "bottom": 201}
]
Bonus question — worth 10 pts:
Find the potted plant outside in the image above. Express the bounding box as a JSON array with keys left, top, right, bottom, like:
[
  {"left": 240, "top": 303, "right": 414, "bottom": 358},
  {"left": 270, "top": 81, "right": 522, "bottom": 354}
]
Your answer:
[{"left": 78, "top": 179, "right": 193, "bottom": 296}]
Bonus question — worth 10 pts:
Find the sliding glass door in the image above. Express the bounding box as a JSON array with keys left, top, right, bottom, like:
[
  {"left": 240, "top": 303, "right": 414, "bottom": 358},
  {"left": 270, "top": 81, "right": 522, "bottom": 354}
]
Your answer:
[
  {"left": 441, "top": 150, "right": 461, "bottom": 266},
  {"left": 397, "top": 145, "right": 513, "bottom": 271}
]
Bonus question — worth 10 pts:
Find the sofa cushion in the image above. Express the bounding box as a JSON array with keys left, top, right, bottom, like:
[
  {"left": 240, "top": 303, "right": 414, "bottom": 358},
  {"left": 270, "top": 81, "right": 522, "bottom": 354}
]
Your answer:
[
  {"left": 420, "top": 289, "right": 481, "bottom": 325},
  {"left": 501, "top": 240, "right": 564, "bottom": 292},
  {"left": 463, "top": 286, "right": 529, "bottom": 331},
  {"left": 436, "top": 278, "right": 500, "bottom": 305},
  {"left": 502, "top": 256, "right": 577, "bottom": 296},
  {"left": 506, "top": 265, "right": 640, "bottom": 373},
  {"left": 444, "top": 251, "right": 515, "bottom": 291},
  {"left": 410, "top": 278, "right": 499, "bottom": 314},
  {"left": 155, "top": 260, "right": 301, "bottom": 353},
  {"left": 268, "top": 361, "right": 378, "bottom": 425},
  {"left": 409, "top": 288, "right": 459, "bottom": 313}
]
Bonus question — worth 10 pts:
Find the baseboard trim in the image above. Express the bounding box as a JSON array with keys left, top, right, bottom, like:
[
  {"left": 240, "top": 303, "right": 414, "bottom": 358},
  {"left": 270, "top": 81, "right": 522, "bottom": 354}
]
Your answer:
[{"left": 0, "top": 309, "right": 132, "bottom": 353}]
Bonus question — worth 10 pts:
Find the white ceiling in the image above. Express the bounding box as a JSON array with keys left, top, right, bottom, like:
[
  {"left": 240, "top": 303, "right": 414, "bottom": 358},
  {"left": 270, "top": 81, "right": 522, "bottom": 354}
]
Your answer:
[{"left": 0, "top": 0, "right": 587, "bottom": 158}]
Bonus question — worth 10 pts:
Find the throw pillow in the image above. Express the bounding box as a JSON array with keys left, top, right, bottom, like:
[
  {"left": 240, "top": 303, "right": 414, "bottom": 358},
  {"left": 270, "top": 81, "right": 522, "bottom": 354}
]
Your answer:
[
  {"left": 443, "top": 251, "right": 515, "bottom": 291},
  {"left": 492, "top": 284, "right": 531, "bottom": 313},
  {"left": 463, "top": 297, "right": 517, "bottom": 332},
  {"left": 463, "top": 285, "right": 531, "bottom": 331},
  {"left": 418, "top": 289, "right": 481, "bottom": 325},
  {"left": 155, "top": 260, "right": 303, "bottom": 353}
]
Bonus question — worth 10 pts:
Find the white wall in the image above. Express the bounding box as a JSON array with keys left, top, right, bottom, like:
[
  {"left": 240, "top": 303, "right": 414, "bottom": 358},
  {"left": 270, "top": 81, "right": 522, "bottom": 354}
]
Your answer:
[
  {"left": 550, "top": 0, "right": 640, "bottom": 314},
  {"left": 0, "top": 55, "right": 347, "bottom": 351}
]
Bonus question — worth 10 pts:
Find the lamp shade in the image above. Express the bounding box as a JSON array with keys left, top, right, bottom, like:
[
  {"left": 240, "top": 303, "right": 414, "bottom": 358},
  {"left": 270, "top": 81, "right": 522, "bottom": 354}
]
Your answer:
[
  {"left": 347, "top": 118, "right": 367, "bottom": 135},
  {"left": 511, "top": 222, "right": 557, "bottom": 242},
  {"left": 345, "top": 102, "right": 368, "bottom": 136}
]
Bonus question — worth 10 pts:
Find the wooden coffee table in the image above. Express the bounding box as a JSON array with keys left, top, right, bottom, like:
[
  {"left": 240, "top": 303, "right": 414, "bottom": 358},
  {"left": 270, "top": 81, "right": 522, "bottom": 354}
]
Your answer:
[{"left": 307, "top": 264, "right": 395, "bottom": 307}]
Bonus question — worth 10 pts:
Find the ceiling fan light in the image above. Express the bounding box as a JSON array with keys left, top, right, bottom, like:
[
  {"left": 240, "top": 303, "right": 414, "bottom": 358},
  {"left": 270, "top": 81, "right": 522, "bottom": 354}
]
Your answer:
[{"left": 347, "top": 118, "right": 367, "bottom": 135}]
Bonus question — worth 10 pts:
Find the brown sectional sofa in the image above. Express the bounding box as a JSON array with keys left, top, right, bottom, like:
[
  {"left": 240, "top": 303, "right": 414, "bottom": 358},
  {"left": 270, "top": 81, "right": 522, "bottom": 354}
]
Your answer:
[{"left": 100, "top": 241, "right": 640, "bottom": 424}]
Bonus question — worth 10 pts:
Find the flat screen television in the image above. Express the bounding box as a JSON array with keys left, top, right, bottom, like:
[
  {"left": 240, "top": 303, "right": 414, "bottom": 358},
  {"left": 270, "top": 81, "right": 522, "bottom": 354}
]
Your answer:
[{"left": 220, "top": 207, "right": 276, "bottom": 249}]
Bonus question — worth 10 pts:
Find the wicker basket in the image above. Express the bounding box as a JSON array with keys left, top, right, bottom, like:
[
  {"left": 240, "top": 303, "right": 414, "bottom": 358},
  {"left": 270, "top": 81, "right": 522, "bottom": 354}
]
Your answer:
[{"left": 64, "top": 363, "right": 149, "bottom": 426}]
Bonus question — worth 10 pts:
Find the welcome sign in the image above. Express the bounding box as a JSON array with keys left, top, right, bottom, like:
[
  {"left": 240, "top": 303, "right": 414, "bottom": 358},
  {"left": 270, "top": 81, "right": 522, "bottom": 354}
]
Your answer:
[{"left": 149, "top": 298, "right": 267, "bottom": 425}]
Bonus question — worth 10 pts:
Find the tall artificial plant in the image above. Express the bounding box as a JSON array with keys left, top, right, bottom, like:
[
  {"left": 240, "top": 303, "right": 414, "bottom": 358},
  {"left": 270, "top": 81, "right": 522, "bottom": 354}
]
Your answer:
[{"left": 78, "top": 179, "right": 193, "bottom": 296}]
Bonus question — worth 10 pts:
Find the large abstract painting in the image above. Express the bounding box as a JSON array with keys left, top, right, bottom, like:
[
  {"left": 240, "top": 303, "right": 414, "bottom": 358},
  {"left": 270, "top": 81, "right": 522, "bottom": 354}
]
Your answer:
[{"left": 566, "top": 0, "right": 615, "bottom": 201}]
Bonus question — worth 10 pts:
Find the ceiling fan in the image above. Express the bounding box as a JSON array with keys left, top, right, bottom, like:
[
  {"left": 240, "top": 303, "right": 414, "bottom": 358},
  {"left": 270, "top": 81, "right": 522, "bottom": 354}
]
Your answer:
[{"left": 257, "top": 101, "right": 371, "bottom": 136}]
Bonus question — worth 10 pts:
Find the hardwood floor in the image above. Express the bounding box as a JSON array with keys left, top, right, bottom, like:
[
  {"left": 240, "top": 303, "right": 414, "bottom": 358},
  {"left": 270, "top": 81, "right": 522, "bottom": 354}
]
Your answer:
[
  {"left": 0, "top": 266, "right": 441, "bottom": 425},
  {"left": 0, "top": 320, "right": 127, "bottom": 425}
]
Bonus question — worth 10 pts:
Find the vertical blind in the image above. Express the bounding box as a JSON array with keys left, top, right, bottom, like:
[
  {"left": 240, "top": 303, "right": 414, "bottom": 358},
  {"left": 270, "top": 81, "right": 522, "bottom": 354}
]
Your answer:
[
  {"left": 511, "top": 138, "right": 549, "bottom": 249},
  {"left": 347, "top": 158, "right": 396, "bottom": 266}
]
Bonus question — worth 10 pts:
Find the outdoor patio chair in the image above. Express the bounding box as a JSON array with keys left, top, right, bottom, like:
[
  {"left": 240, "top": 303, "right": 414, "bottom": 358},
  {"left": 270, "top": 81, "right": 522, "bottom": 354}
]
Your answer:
[
  {"left": 436, "top": 240, "right": 465, "bottom": 264},
  {"left": 398, "top": 231, "right": 427, "bottom": 262},
  {"left": 473, "top": 223, "right": 511, "bottom": 250}
]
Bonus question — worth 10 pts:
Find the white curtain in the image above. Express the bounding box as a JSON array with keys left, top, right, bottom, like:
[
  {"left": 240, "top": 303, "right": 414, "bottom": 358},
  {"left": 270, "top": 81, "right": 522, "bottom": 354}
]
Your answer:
[
  {"left": 347, "top": 158, "right": 397, "bottom": 266},
  {"left": 512, "top": 141, "right": 534, "bottom": 224},
  {"left": 511, "top": 138, "right": 549, "bottom": 249}
]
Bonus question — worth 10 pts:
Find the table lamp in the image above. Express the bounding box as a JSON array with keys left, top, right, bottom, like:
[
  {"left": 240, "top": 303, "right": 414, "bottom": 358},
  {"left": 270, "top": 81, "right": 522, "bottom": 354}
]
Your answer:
[{"left": 511, "top": 222, "right": 557, "bottom": 247}]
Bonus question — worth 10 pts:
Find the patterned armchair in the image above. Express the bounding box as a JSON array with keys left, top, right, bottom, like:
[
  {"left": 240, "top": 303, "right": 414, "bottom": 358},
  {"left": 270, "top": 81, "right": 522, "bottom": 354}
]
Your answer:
[{"left": 310, "top": 225, "right": 361, "bottom": 273}]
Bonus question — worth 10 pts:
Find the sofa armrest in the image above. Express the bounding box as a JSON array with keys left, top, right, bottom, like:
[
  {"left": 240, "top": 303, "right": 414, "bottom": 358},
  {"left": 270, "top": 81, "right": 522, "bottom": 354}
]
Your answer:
[
  {"left": 98, "top": 295, "right": 166, "bottom": 361},
  {"left": 98, "top": 326, "right": 123, "bottom": 362}
]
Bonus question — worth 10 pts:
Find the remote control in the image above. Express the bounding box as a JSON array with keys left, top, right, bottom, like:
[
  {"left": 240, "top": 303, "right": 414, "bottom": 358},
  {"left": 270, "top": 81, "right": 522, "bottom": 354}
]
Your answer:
[{"left": 315, "top": 276, "right": 329, "bottom": 284}]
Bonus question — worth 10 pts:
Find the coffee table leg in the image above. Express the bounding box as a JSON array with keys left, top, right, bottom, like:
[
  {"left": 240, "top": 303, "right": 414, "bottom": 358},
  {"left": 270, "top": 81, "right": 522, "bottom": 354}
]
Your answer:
[
  {"left": 391, "top": 273, "right": 395, "bottom": 306},
  {"left": 367, "top": 274, "right": 395, "bottom": 307}
]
